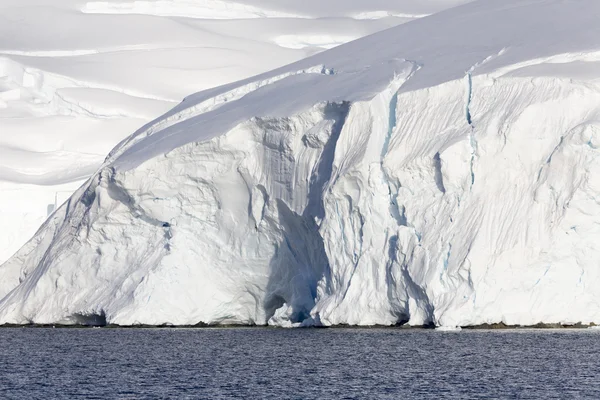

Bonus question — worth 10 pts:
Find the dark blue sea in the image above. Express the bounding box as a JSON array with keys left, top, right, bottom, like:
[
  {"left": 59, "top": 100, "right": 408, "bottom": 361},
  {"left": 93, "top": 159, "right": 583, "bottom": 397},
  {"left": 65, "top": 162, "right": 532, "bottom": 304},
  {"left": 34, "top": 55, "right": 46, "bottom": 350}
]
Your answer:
[{"left": 0, "top": 327, "right": 599, "bottom": 399}]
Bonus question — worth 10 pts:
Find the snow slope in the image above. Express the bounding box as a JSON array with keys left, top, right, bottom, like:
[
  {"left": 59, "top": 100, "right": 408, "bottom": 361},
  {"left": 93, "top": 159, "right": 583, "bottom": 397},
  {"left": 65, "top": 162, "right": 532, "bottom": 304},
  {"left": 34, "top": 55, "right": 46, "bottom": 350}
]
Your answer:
[
  {"left": 0, "top": 0, "right": 469, "bottom": 263},
  {"left": 3, "top": 0, "right": 600, "bottom": 327}
]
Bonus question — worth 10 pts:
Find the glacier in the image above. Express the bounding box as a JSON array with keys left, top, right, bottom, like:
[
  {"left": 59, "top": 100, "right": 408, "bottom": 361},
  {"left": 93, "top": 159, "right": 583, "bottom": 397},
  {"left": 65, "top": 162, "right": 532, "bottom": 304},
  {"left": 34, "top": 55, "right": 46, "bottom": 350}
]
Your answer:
[{"left": 2, "top": 0, "right": 600, "bottom": 327}]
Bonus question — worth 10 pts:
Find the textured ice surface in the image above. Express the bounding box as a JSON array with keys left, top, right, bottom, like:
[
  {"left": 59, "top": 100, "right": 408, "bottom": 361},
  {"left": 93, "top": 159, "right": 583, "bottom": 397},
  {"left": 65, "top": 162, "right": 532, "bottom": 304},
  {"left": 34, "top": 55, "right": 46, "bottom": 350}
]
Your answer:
[{"left": 2, "top": 0, "right": 600, "bottom": 327}]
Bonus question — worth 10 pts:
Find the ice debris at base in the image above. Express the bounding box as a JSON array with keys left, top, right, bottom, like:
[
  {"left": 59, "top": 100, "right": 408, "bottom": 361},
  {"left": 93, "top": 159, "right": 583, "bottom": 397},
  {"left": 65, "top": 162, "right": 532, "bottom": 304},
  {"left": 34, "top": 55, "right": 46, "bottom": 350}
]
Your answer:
[
  {"left": 2, "top": 0, "right": 600, "bottom": 327},
  {"left": 435, "top": 326, "right": 462, "bottom": 332}
]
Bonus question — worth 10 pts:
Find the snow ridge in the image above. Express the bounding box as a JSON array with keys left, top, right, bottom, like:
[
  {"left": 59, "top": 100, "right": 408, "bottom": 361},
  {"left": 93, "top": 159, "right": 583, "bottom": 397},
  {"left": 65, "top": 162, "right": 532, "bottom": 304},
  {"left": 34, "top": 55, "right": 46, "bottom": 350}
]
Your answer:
[{"left": 109, "top": 65, "right": 334, "bottom": 162}]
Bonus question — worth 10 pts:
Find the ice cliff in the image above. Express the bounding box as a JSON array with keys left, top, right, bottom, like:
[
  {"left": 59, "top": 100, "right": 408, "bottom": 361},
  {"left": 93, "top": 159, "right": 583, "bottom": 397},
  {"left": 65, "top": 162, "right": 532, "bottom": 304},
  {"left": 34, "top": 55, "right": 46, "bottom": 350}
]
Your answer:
[{"left": 2, "top": 0, "right": 600, "bottom": 327}]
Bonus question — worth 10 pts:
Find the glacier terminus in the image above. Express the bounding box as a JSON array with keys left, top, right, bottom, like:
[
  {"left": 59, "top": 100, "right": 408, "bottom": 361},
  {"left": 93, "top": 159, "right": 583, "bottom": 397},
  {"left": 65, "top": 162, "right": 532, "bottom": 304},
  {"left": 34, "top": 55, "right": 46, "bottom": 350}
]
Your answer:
[{"left": 2, "top": 0, "right": 600, "bottom": 328}]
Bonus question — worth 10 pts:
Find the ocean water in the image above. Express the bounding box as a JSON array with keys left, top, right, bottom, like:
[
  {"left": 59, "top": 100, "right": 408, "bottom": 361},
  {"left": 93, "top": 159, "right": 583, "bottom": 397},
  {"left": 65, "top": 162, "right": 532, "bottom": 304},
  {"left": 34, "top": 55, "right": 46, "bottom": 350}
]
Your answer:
[{"left": 0, "top": 328, "right": 599, "bottom": 399}]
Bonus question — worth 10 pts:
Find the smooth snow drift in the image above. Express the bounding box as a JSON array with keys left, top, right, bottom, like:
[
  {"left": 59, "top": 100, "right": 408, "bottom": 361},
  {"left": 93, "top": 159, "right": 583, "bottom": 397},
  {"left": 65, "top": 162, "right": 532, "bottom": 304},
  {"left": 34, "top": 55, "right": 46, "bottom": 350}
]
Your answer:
[{"left": 2, "top": 0, "right": 600, "bottom": 328}]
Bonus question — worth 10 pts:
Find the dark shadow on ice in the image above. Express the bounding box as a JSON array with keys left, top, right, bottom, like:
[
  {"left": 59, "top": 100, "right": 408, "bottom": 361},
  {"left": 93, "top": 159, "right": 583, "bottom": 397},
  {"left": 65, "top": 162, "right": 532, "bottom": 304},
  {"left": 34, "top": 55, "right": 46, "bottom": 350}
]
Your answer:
[
  {"left": 303, "top": 101, "right": 350, "bottom": 221},
  {"left": 70, "top": 311, "right": 107, "bottom": 327},
  {"left": 263, "top": 102, "right": 350, "bottom": 325},
  {"left": 433, "top": 152, "right": 446, "bottom": 194},
  {"left": 263, "top": 201, "right": 328, "bottom": 324}
]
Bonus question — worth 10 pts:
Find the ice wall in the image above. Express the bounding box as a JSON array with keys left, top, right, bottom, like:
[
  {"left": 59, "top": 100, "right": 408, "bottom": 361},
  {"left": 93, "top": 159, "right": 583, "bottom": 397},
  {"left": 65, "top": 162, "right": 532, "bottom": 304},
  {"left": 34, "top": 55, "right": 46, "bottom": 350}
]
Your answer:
[{"left": 2, "top": 0, "right": 600, "bottom": 327}]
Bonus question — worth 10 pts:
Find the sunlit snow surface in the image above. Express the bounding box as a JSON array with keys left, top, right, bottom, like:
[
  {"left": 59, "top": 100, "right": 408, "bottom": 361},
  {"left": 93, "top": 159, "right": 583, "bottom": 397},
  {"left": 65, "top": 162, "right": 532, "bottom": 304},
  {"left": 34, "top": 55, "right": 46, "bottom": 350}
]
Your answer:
[
  {"left": 3, "top": 0, "right": 600, "bottom": 327},
  {"left": 0, "top": 0, "right": 467, "bottom": 263}
]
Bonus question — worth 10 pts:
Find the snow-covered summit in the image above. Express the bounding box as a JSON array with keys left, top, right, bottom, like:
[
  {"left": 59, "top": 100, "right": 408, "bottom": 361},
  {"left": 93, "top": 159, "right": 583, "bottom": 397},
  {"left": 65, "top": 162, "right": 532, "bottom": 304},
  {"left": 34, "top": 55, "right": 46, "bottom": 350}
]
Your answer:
[{"left": 2, "top": 0, "right": 600, "bottom": 327}]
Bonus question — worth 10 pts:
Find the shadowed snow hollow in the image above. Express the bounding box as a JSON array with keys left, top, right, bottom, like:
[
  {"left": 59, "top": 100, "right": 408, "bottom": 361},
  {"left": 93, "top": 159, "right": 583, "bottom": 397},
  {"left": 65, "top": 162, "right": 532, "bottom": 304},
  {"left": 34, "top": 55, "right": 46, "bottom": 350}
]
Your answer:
[{"left": 2, "top": 0, "right": 600, "bottom": 327}]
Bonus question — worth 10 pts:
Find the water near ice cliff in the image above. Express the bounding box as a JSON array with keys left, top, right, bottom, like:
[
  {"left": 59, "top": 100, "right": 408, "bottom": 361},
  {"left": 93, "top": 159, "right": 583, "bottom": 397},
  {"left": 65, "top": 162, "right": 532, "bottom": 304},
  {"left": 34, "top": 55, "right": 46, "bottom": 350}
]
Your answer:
[{"left": 1, "top": 328, "right": 600, "bottom": 399}]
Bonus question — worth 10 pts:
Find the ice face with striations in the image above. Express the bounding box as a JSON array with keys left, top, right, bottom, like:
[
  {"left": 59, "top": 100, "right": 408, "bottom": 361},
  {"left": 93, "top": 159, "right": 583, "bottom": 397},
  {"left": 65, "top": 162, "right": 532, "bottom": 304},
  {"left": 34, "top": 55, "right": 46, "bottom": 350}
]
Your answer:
[{"left": 2, "top": 0, "right": 600, "bottom": 327}]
